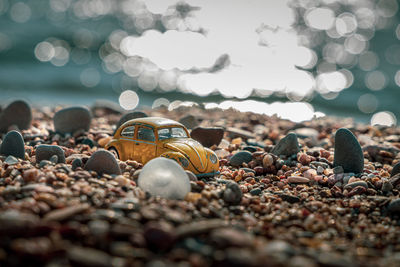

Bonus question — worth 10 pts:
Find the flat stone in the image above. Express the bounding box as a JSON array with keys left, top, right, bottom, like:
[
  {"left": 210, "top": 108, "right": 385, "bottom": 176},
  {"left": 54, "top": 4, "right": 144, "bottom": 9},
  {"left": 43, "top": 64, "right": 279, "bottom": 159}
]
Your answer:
[
  {"left": 179, "top": 115, "right": 198, "bottom": 129},
  {"left": 250, "top": 188, "right": 262, "bottom": 195},
  {"left": 391, "top": 162, "right": 400, "bottom": 177},
  {"left": 279, "top": 193, "right": 300, "bottom": 203},
  {"left": 333, "top": 128, "right": 364, "bottom": 173},
  {"left": 67, "top": 245, "right": 112, "bottom": 267},
  {"left": 116, "top": 111, "right": 148, "bottom": 129},
  {"left": 230, "top": 151, "right": 252, "bottom": 167},
  {"left": 223, "top": 181, "right": 242, "bottom": 205},
  {"left": 175, "top": 219, "right": 228, "bottom": 239},
  {"left": 84, "top": 149, "right": 121, "bottom": 175},
  {"left": 344, "top": 180, "right": 368, "bottom": 190},
  {"left": 271, "top": 133, "right": 300, "bottom": 156},
  {"left": 44, "top": 203, "right": 90, "bottom": 221},
  {"left": 190, "top": 127, "right": 224, "bottom": 147},
  {"left": 53, "top": 106, "right": 91, "bottom": 134},
  {"left": 35, "top": 144, "right": 65, "bottom": 163},
  {"left": 287, "top": 176, "right": 310, "bottom": 184},
  {"left": 0, "top": 100, "right": 32, "bottom": 132},
  {"left": 0, "top": 130, "right": 25, "bottom": 159},
  {"left": 226, "top": 127, "right": 255, "bottom": 139},
  {"left": 4, "top": 155, "right": 19, "bottom": 165}
]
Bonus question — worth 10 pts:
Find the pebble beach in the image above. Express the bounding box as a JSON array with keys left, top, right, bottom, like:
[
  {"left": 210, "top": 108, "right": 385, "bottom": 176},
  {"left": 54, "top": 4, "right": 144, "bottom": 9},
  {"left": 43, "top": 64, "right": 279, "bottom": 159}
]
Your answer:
[{"left": 0, "top": 100, "right": 400, "bottom": 267}]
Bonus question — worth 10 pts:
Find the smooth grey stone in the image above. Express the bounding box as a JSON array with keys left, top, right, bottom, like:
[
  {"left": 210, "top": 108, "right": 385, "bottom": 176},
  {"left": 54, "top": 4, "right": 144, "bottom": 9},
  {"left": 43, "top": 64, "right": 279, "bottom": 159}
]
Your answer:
[
  {"left": 0, "top": 100, "right": 32, "bottom": 133},
  {"left": 36, "top": 144, "right": 65, "bottom": 163},
  {"left": 381, "top": 179, "right": 393, "bottom": 194},
  {"left": 72, "top": 158, "right": 83, "bottom": 171},
  {"left": 333, "top": 128, "right": 364, "bottom": 174},
  {"left": 39, "top": 160, "right": 52, "bottom": 168},
  {"left": 230, "top": 151, "right": 253, "bottom": 167},
  {"left": 49, "top": 155, "right": 58, "bottom": 164},
  {"left": 179, "top": 115, "right": 198, "bottom": 129},
  {"left": 53, "top": 106, "right": 91, "bottom": 134},
  {"left": 391, "top": 162, "right": 400, "bottom": 177},
  {"left": 116, "top": 111, "right": 148, "bottom": 129},
  {"left": 0, "top": 130, "right": 25, "bottom": 159},
  {"left": 223, "top": 181, "right": 242, "bottom": 205},
  {"left": 190, "top": 127, "right": 224, "bottom": 147},
  {"left": 271, "top": 133, "right": 300, "bottom": 156},
  {"left": 84, "top": 149, "right": 121, "bottom": 175},
  {"left": 4, "top": 155, "right": 19, "bottom": 165}
]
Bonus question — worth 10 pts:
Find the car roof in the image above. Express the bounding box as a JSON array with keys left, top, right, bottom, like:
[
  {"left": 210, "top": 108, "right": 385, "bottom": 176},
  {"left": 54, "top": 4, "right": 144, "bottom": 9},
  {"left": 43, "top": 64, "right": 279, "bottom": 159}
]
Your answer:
[{"left": 120, "top": 117, "right": 185, "bottom": 129}]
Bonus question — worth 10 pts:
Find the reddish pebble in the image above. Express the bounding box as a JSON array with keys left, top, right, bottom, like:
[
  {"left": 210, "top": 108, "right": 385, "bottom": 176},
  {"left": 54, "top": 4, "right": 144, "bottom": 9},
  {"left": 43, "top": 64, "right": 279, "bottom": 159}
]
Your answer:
[
  {"left": 23, "top": 169, "right": 40, "bottom": 182},
  {"left": 287, "top": 176, "right": 310, "bottom": 184}
]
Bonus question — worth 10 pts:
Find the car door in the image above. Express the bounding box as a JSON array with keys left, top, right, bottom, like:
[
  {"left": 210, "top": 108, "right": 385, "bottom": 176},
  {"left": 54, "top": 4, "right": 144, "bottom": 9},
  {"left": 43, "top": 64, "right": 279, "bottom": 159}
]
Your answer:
[
  {"left": 119, "top": 125, "right": 136, "bottom": 160},
  {"left": 133, "top": 125, "right": 157, "bottom": 164}
]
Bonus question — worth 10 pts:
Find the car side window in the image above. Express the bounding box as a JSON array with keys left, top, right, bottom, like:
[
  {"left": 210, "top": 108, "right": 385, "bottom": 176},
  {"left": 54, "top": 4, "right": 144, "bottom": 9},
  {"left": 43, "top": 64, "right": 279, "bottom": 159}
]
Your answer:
[
  {"left": 121, "top": 126, "right": 135, "bottom": 137},
  {"left": 137, "top": 127, "right": 155, "bottom": 142}
]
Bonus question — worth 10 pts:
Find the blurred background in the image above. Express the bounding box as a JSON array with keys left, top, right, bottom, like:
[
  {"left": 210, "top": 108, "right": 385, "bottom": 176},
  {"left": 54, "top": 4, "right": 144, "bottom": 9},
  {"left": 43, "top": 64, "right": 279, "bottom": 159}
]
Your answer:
[{"left": 0, "top": 0, "right": 399, "bottom": 125}]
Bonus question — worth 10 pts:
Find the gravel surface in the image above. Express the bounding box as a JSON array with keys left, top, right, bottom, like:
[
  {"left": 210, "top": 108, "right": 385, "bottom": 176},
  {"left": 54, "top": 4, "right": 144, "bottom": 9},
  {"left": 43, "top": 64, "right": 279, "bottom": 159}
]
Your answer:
[{"left": 0, "top": 103, "right": 399, "bottom": 267}]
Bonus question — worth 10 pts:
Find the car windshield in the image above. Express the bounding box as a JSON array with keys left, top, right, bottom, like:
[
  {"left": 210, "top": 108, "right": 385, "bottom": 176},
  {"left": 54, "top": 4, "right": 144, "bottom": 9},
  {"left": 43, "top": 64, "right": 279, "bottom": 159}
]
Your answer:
[{"left": 158, "top": 127, "right": 188, "bottom": 140}]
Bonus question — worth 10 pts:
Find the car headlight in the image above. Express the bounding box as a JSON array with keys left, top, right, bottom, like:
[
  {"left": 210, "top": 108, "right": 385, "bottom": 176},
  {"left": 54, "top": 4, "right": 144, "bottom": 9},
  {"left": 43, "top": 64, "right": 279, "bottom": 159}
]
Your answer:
[
  {"left": 210, "top": 153, "right": 218, "bottom": 164},
  {"left": 178, "top": 157, "right": 189, "bottom": 167}
]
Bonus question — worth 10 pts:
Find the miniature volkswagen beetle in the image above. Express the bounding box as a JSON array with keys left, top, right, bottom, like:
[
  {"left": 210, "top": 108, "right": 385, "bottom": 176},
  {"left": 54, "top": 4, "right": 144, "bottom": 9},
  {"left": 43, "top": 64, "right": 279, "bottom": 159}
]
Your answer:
[{"left": 105, "top": 117, "right": 219, "bottom": 177}]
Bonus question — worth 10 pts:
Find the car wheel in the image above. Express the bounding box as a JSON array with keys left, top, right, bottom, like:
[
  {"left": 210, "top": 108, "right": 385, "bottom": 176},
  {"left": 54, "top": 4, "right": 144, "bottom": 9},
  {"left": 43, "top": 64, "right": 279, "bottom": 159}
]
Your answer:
[{"left": 109, "top": 147, "right": 119, "bottom": 160}]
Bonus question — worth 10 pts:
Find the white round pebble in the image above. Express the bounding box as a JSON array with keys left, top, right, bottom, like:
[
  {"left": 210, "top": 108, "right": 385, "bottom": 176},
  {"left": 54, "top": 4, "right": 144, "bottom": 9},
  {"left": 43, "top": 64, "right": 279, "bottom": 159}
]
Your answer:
[{"left": 138, "top": 157, "right": 190, "bottom": 200}]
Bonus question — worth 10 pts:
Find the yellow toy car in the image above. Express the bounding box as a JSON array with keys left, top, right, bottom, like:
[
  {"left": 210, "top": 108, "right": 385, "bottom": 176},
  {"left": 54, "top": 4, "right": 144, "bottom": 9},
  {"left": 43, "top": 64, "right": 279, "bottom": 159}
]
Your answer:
[{"left": 105, "top": 117, "right": 219, "bottom": 177}]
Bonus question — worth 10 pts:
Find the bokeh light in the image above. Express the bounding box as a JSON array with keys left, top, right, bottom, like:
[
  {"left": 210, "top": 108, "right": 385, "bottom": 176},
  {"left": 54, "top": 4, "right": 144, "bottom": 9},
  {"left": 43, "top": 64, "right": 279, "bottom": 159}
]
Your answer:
[
  {"left": 119, "top": 90, "right": 139, "bottom": 110},
  {"left": 365, "top": 70, "right": 387, "bottom": 91},
  {"left": 80, "top": 68, "right": 100, "bottom": 88},
  {"left": 152, "top": 97, "right": 170, "bottom": 109},
  {"left": 10, "top": 2, "right": 31, "bottom": 23},
  {"left": 357, "top": 93, "right": 378, "bottom": 113},
  {"left": 371, "top": 111, "right": 396, "bottom": 126}
]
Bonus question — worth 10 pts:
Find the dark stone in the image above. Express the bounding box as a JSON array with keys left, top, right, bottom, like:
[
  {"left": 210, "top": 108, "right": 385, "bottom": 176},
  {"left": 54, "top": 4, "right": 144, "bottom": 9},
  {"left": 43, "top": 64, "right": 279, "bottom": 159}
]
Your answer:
[
  {"left": 388, "top": 199, "right": 400, "bottom": 214},
  {"left": 144, "top": 221, "right": 175, "bottom": 251},
  {"left": 116, "top": 111, "right": 148, "bottom": 129},
  {"left": 39, "top": 160, "right": 52, "bottom": 168},
  {"left": 84, "top": 149, "right": 121, "bottom": 175},
  {"left": 242, "top": 146, "right": 257, "bottom": 153},
  {"left": 53, "top": 106, "right": 91, "bottom": 134},
  {"left": 333, "top": 128, "right": 364, "bottom": 173},
  {"left": 391, "top": 162, "right": 400, "bottom": 177},
  {"left": 271, "top": 133, "right": 300, "bottom": 156},
  {"left": 81, "top": 138, "right": 95, "bottom": 148},
  {"left": 190, "top": 127, "right": 224, "bottom": 147},
  {"left": 250, "top": 188, "right": 262, "bottom": 195},
  {"left": 0, "top": 130, "right": 25, "bottom": 158},
  {"left": 344, "top": 181, "right": 368, "bottom": 190},
  {"left": 223, "top": 181, "right": 242, "bottom": 205},
  {"left": 179, "top": 115, "right": 198, "bottom": 129},
  {"left": 0, "top": 100, "right": 32, "bottom": 132},
  {"left": 279, "top": 193, "right": 300, "bottom": 203},
  {"left": 35, "top": 144, "right": 65, "bottom": 163},
  {"left": 230, "top": 151, "right": 252, "bottom": 167},
  {"left": 72, "top": 158, "right": 83, "bottom": 170}
]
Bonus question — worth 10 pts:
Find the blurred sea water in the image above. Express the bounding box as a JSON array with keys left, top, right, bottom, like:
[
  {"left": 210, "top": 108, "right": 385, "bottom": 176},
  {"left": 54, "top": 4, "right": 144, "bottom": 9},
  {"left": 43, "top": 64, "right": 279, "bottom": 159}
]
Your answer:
[{"left": 0, "top": 0, "right": 400, "bottom": 125}]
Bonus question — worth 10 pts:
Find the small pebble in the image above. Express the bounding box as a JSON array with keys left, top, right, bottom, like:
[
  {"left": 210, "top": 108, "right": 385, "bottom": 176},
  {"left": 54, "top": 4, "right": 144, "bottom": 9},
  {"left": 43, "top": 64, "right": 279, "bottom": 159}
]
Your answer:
[
  {"left": 4, "top": 155, "right": 19, "bottom": 165},
  {"left": 344, "top": 180, "right": 368, "bottom": 190},
  {"left": 35, "top": 144, "right": 66, "bottom": 163},
  {"left": 287, "top": 176, "right": 310, "bottom": 184},
  {"left": 0, "top": 100, "right": 32, "bottom": 132},
  {"left": 271, "top": 133, "right": 300, "bottom": 156},
  {"left": 84, "top": 149, "right": 121, "bottom": 175},
  {"left": 230, "top": 151, "right": 252, "bottom": 167},
  {"left": 0, "top": 130, "right": 25, "bottom": 159},
  {"left": 333, "top": 128, "right": 364, "bottom": 173},
  {"left": 72, "top": 158, "right": 83, "bottom": 170},
  {"left": 223, "top": 181, "right": 242, "bottom": 205},
  {"left": 190, "top": 127, "right": 224, "bottom": 147},
  {"left": 53, "top": 106, "right": 92, "bottom": 134}
]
